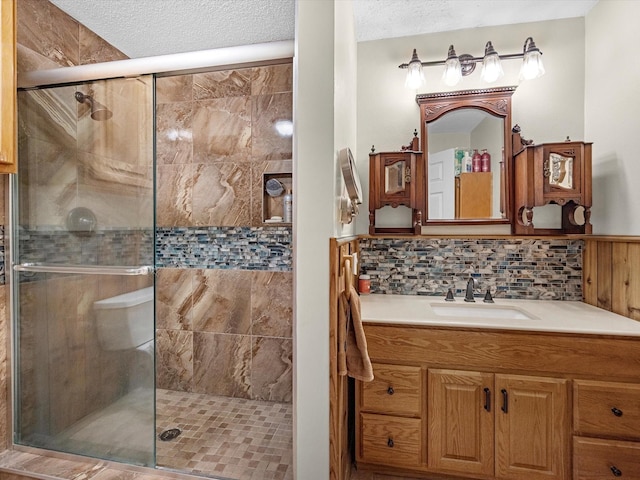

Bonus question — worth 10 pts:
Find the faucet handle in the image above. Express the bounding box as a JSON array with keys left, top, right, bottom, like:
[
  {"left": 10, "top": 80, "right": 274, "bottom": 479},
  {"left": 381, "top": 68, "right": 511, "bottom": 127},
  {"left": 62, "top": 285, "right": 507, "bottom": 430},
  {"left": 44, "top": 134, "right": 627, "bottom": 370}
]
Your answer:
[
  {"left": 445, "top": 288, "right": 455, "bottom": 302},
  {"left": 483, "top": 289, "right": 495, "bottom": 303}
]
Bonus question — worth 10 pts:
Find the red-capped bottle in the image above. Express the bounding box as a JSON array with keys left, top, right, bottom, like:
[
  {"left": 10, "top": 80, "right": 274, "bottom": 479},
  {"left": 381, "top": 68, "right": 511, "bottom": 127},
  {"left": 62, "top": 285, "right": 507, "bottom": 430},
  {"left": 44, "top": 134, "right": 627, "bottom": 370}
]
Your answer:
[
  {"left": 481, "top": 149, "right": 491, "bottom": 172},
  {"left": 472, "top": 149, "right": 481, "bottom": 172}
]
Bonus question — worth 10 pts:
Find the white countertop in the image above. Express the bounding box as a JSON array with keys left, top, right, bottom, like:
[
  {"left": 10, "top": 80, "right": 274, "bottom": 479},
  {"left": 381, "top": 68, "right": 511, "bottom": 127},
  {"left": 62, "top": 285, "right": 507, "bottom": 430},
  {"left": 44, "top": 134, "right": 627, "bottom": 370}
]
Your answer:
[{"left": 359, "top": 294, "right": 640, "bottom": 337}]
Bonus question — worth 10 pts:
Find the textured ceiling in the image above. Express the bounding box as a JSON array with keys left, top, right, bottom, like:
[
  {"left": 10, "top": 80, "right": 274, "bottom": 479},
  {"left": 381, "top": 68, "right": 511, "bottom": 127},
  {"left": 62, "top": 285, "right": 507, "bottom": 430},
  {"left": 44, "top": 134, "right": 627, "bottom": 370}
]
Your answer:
[
  {"left": 49, "top": 0, "right": 598, "bottom": 58},
  {"left": 352, "top": 0, "right": 598, "bottom": 42}
]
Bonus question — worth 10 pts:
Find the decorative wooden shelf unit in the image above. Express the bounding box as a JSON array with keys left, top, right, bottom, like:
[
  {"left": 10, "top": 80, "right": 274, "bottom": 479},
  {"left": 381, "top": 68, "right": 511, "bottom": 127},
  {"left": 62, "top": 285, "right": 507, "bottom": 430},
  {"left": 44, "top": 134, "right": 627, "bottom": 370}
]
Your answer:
[
  {"left": 513, "top": 140, "right": 592, "bottom": 235},
  {"left": 368, "top": 150, "right": 425, "bottom": 235}
]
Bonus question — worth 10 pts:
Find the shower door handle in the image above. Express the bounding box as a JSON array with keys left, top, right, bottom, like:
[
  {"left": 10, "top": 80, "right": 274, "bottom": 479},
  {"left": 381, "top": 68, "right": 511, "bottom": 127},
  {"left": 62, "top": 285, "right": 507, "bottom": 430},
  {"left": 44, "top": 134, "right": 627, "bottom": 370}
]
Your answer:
[{"left": 13, "top": 263, "right": 154, "bottom": 276}]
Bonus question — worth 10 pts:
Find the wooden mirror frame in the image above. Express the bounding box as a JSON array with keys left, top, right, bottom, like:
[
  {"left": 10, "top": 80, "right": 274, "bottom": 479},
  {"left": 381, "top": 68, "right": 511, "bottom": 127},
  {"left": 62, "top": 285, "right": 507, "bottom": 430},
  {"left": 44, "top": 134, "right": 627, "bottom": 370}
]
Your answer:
[{"left": 416, "top": 86, "right": 516, "bottom": 226}]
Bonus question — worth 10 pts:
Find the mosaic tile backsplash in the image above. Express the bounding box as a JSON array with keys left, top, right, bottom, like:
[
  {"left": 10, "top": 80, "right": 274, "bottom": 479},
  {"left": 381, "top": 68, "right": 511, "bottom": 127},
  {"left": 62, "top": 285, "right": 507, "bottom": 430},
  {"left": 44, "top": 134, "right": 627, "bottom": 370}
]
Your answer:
[{"left": 359, "top": 237, "right": 584, "bottom": 301}]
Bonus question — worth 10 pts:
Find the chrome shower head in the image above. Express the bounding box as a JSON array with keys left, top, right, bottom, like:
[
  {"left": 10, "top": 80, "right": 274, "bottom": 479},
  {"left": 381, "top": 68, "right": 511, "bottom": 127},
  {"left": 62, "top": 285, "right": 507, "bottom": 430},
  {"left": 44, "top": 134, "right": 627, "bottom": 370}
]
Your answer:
[{"left": 74, "top": 91, "right": 112, "bottom": 121}]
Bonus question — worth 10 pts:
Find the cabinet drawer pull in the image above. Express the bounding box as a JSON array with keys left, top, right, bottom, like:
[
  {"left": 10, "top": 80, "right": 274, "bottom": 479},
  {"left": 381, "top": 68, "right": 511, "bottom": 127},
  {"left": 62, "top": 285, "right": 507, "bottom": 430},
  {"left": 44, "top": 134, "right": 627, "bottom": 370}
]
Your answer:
[
  {"left": 387, "top": 386, "right": 395, "bottom": 395},
  {"left": 387, "top": 438, "right": 394, "bottom": 448},
  {"left": 483, "top": 387, "right": 491, "bottom": 412},
  {"left": 501, "top": 389, "right": 508, "bottom": 413},
  {"left": 611, "top": 407, "right": 623, "bottom": 417},
  {"left": 610, "top": 465, "right": 622, "bottom": 477}
]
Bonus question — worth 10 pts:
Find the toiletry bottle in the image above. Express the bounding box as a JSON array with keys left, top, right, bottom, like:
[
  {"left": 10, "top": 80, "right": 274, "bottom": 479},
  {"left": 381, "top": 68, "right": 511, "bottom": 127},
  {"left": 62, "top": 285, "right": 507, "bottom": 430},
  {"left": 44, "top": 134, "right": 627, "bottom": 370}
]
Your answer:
[
  {"left": 463, "top": 150, "right": 472, "bottom": 172},
  {"left": 283, "top": 189, "right": 293, "bottom": 223},
  {"left": 472, "top": 149, "right": 481, "bottom": 172},
  {"left": 358, "top": 274, "right": 371, "bottom": 294},
  {"left": 455, "top": 149, "right": 464, "bottom": 176},
  {"left": 481, "top": 149, "right": 491, "bottom": 172}
]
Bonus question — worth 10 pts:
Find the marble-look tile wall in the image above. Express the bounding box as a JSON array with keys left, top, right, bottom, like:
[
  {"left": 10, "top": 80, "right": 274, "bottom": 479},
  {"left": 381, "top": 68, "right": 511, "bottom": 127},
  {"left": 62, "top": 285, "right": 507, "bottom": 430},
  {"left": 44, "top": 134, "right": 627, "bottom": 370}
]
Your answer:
[
  {"left": 156, "top": 269, "right": 292, "bottom": 402},
  {"left": 16, "top": 0, "right": 127, "bottom": 73},
  {"left": 360, "top": 237, "right": 583, "bottom": 300},
  {"left": 155, "top": 65, "right": 294, "bottom": 403},
  {"left": 155, "top": 65, "right": 293, "bottom": 227}
]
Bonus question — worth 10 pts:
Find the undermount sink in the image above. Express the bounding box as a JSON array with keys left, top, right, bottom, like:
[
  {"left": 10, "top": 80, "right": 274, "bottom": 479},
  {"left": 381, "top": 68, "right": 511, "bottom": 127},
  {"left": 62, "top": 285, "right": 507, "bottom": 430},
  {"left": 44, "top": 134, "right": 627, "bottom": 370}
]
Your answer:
[{"left": 430, "top": 303, "right": 535, "bottom": 320}]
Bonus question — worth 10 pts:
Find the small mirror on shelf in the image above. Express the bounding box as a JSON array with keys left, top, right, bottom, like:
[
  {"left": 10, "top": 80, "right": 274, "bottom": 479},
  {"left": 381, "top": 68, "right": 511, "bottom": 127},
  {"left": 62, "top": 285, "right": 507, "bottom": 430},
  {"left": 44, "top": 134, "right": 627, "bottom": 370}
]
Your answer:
[
  {"left": 548, "top": 153, "right": 573, "bottom": 189},
  {"left": 385, "top": 161, "right": 406, "bottom": 195}
]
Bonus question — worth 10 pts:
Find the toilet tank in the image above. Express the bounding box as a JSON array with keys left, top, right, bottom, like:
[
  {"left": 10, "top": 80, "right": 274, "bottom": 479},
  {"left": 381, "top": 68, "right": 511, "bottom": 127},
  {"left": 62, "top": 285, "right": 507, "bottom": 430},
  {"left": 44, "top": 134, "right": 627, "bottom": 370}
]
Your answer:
[{"left": 93, "top": 286, "right": 154, "bottom": 351}]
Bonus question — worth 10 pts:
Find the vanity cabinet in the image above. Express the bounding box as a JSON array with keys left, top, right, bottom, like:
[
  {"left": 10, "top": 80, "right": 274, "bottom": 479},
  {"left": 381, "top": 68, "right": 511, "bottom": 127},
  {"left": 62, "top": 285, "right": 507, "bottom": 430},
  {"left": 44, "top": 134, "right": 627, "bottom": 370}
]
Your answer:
[
  {"left": 429, "top": 369, "right": 568, "bottom": 480},
  {"left": 513, "top": 141, "right": 592, "bottom": 235},
  {"left": 573, "top": 380, "right": 640, "bottom": 479},
  {"left": 356, "top": 324, "right": 640, "bottom": 480},
  {"left": 0, "top": 0, "right": 17, "bottom": 173},
  {"left": 368, "top": 151, "right": 425, "bottom": 234}
]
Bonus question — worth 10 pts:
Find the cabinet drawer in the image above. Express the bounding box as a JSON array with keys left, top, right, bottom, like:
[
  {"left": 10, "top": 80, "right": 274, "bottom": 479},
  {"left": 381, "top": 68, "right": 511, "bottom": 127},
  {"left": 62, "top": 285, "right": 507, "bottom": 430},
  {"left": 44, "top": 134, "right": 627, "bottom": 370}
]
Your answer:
[
  {"left": 361, "top": 363, "right": 422, "bottom": 416},
  {"left": 574, "top": 436, "right": 640, "bottom": 479},
  {"left": 359, "top": 413, "right": 422, "bottom": 467},
  {"left": 574, "top": 380, "right": 640, "bottom": 439}
]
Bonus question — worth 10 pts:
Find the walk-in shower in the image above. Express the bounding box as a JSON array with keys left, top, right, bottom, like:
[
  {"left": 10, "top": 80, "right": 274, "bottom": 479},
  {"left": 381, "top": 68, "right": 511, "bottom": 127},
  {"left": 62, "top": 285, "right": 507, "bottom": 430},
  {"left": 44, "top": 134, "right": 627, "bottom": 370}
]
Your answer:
[{"left": 11, "top": 40, "right": 294, "bottom": 480}]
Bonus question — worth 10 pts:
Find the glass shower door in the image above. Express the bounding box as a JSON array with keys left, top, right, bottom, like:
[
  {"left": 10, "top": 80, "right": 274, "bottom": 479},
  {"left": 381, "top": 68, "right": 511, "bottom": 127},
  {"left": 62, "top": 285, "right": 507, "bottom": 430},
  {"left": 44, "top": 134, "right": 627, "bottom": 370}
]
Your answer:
[{"left": 12, "top": 76, "right": 155, "bottom": 466}]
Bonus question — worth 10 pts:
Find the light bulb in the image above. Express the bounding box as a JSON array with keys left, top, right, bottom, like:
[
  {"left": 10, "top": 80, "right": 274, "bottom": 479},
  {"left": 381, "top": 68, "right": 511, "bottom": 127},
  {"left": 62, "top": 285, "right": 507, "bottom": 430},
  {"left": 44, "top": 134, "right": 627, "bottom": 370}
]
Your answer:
[
  {"left": 520, "top": 37, "right": 545, "bottom": 80},
  {"left": 405, "top": 62, "right": 425, "bottom": 89},
  {"left": 404, "top": 49, "right": 425, "bottom": 89},
  {"left": 481, "top": 41, "right": 504, "bottom": 83},
  {"left": 442, "top": 45, "right": 462, "bottom": 86},
  {"left": 520, "top": 50, "right": 545, "bottom": 80}
]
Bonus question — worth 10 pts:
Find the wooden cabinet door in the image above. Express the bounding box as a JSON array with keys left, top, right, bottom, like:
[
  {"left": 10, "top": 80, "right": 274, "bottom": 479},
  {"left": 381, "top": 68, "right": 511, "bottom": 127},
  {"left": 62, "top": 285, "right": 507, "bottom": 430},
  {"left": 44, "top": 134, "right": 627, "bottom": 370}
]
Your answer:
[
  {"left": 456, "top": 172, "right": 492, "bottom": 219},
  {"left": 428, "top": 369, "right": 494, "bottom": 476},
  {"left": 0, "top": 0, "right": 16, "bottom": 174},
  {"left": 495, "top": 374, "right": 569, "bottom": 480}
]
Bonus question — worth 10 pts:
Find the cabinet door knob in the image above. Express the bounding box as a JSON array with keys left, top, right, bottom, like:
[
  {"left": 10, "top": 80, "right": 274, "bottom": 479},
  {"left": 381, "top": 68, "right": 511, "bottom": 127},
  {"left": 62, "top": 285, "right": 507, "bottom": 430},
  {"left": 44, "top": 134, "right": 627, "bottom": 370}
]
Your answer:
[
  {"left": 610, "top": 465, "right": 622, "bottom": 477},
  {"left": 387, "top": 386, "right": 394, "bottom": 395},
  {"left": 611, "top": 407, "right": 623, "bottom": 417},
  {"left": 387, "top": 438, "right": 394, "bottom": 448},
  {"left": 483, "top": 387, "right": 491, "bottom": 412}
]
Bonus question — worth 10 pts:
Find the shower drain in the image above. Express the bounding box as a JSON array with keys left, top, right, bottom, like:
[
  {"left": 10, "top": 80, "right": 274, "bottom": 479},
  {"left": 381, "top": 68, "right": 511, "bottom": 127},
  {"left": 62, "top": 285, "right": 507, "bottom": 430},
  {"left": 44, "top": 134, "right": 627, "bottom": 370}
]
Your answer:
[{"left": 159, "top": 428, "right": 182, "bottom": 441}]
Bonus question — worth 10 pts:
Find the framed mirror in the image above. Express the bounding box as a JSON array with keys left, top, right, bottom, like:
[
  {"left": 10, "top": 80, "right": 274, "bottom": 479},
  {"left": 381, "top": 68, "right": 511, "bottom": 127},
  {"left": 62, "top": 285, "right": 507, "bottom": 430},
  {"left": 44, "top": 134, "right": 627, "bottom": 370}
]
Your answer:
[{"left": 416, "top": 87, "right": 515, "bottom": 225}]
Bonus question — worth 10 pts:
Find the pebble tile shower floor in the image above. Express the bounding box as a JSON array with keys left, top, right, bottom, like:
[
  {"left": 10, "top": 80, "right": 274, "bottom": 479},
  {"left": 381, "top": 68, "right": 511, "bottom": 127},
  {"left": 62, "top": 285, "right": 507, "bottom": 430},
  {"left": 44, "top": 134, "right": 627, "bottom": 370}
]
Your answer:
[{"left": 156, "top": 389, "right": 293, "bottom": 480}]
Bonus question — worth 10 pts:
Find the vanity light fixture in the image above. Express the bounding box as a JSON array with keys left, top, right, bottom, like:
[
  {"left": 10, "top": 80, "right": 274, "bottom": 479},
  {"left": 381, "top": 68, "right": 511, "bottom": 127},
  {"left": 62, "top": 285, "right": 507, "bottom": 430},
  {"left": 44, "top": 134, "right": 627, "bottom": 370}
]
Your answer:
[{"left": 399, "top": 37, "right": 544, "bottom": 89}]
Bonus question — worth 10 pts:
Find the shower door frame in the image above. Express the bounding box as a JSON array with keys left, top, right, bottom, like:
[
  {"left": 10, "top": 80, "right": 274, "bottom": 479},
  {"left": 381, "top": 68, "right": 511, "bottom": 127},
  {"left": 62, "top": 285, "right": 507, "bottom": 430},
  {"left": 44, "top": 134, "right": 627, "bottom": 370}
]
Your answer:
[
  {"left": 8, "top": 40, "right": 294, "bottom": 472},
  {"left": 11, "top": 75, "right": 157, "bottom": 466}
]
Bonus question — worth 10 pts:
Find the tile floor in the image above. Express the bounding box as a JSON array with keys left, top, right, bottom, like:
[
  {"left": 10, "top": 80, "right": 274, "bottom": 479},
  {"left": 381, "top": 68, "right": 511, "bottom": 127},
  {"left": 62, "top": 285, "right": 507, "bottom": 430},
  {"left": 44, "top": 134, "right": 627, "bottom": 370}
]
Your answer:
[{"left": 155, "top": 389, "right": 293, "bottom": 480}]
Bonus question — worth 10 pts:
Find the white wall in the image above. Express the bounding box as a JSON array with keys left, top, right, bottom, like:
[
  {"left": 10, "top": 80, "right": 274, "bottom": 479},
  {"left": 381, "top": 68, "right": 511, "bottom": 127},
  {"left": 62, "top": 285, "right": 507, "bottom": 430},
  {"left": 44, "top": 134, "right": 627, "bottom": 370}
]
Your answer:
[
  {"left": 356, "top": 18, "right": 586, "bottom": 234},
  {"left": 293, "top": 0, "right": 357, "bottom": 478},
  {"left": 585, "top": 0, "right": 640, "bottom": 235},
  {"left": 334, "top": 0, "right": 359, "bottom": 238}
]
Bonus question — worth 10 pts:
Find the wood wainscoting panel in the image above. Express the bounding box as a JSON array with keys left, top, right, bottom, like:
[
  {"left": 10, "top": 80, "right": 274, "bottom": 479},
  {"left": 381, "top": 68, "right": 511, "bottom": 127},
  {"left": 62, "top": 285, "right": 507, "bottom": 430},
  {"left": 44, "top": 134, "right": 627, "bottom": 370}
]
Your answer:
[
  {"left": 584, "top": 237, "right": 640, "bottom": 321},
  {"left": 329, "top": 236, "right": 360, "bottom": 480}
]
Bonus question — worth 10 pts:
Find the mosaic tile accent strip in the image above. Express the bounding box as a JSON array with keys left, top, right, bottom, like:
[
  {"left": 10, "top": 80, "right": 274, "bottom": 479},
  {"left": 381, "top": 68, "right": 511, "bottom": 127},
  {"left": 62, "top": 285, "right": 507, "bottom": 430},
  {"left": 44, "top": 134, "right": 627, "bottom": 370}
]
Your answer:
[
  {"left": 359, "top": 237, "right": 583, "bottom": 300},
  {"left": 17, "top": 228, "right": 154, "bottom": 269},
  {"left": 156, "top": 226, "right": 292, "bottom": 271},
  {"left": 156, "top": 389, "right": 292, "bottom": 480},
  {"left": 12, "top": 226, "right": 292, "bottom": 280}
]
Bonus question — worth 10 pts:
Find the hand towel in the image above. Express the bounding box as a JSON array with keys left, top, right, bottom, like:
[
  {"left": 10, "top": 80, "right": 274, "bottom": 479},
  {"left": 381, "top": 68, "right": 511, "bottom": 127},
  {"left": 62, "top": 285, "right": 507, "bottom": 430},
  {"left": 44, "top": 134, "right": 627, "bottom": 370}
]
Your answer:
[{"left": 338, "top": 285, "right": 374, "bottom": 382}]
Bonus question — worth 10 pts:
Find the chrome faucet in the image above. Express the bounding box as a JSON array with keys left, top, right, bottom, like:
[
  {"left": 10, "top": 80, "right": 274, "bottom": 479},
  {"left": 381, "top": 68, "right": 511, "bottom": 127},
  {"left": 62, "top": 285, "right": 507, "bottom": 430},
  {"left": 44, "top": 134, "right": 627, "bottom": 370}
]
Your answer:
[{"left": 464, "top": 277, "right": 478, "bottom": 302}]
